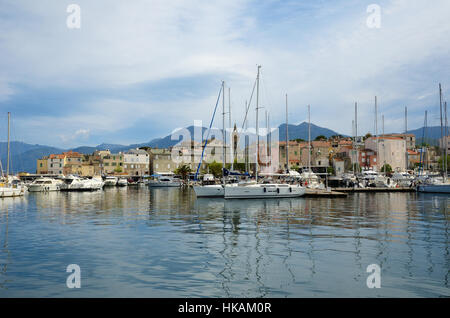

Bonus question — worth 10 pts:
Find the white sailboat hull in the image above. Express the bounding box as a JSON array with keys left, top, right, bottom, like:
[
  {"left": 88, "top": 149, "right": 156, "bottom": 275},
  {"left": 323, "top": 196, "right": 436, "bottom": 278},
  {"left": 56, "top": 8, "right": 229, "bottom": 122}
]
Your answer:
[
  {"left": 224, "top": 184, "right": 305, "bottom": 199},
  {"left": 0, "top": 187, "right": 24, "bottom": 198},
  {"left": 193, "top": 185, "right": 224, "bottom": 197}
]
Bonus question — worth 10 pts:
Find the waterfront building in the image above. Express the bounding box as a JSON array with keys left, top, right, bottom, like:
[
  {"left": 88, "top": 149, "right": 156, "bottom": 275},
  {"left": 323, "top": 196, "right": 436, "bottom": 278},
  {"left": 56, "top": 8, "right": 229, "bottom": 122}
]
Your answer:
[
  {"left": 47, "top": 154, "right": 66, "bottom": 175},
  {"left": 407, "top": 149, "right": 420, "bottom": 169},
  {"left": 359, "top": 149, "right": 378, "bottom": 170},
  {"left": 123, "top": 148, "right": 149, "bottom": 176},
  {"left": 279, "top": 141, "right": 302, "bottom": 170},
  {"left": 439, "top": 135, "right": 450, "bottom": 152},
  {"left": 148, "top": 148, "right": 177, "bottom": 175},
  {"left": 365, "top": 136, "right": 406, "bottom": 171},
  {"left": 382, "top": 133, "right": 416, "bottom": 150},
  {"left": 101, "top": 152, "right": 124, "bottom": 175},
  {"left": 36, "top": 157, "right": 49, "bottom": 174},
  {"left": 63, "top": 150, "right": 83, "bottom": 165}
]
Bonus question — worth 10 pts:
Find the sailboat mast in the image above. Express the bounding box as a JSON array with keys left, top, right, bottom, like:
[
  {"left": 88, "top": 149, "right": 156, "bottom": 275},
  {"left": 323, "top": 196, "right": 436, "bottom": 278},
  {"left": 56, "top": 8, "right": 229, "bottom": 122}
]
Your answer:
[
  {"left": 445, "top": 101, "right": 448, "bottom": 181},
  {"left": 285, "top": 94, "right": 289, "bottom": 172},
  {"left": 222, "top": 81, "right": 226, "bottom": 185},
  {"left": 405, "top": 106, "right": 408, "bottom": 171},
  {"left": 352, "top": 119, "right": 355, "bottom": 175},
  {"left": 439, "top": 84, "right": 443, "bottom": 155},
  {"left": 7, "top": 112, "right": 10, "bottom": 177},
  {"left": 375, "top": 96, "right": 379, "bottom": 171},
  {"left": 229, "top": 87, "right": 233, "bottom": 170},
  {"left": 382, "top": 114, "right": 385, "bottom": 172},
  {"left": 308, "top": 105, "right": 311, "bottom": 172},
  {"left": 255, "top": 65, "right": 261, "bottom": 181},
  {"left": 355, "top": 102, "right": 358, "bottom": 173},
  {"left": 245, "top": 100, "right": 249, "bottom": 174},
  {"left": 425, "top": 110, "right": 428, "bottom": 171}
]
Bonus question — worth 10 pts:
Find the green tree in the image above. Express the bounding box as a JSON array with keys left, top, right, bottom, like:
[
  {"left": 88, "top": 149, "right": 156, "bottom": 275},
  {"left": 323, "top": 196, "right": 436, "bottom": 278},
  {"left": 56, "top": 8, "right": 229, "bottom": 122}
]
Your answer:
[
  {"left": 327, "top": 166, "right": 335, "bottom": 175},
  {"left": 438, "top": 155, "right": 450, "bottom": 171},
  {"left": 233, "top": 158, "right": 246, "bottom": 172},
  {"left": 315, "top": 135, "right": 327, "bottom": 141},
  {"left": 381, "top": 164, "right": 392, "bottom": 173},
  {"left": 208, "top": 161, "right": 223, "bottom": 178},
  {"left": 364, "top": 133, "right": 372, "bottom": 140},
  {"left": 114, "top": 167, "right": 122, "bottom": 173}
]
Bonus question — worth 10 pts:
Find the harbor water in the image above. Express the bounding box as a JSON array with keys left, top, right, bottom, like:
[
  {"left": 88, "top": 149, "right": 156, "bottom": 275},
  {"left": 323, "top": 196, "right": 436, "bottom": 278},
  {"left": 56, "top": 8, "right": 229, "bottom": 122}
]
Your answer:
[{"left": 0, "top": 187, "right": 449, "bottom": 297}]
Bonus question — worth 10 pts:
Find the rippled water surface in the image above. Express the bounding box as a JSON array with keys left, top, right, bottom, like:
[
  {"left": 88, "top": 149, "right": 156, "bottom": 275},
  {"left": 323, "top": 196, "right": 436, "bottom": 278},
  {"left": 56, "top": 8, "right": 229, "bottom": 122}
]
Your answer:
[{"left": 0, "top": 187, "right": 449, "bottom": 297}]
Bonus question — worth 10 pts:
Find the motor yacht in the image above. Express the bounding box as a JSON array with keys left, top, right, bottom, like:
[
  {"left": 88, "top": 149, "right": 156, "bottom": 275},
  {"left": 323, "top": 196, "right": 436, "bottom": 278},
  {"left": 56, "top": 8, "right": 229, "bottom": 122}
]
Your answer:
[
  {"left": 28, "top": 177, "right": 63, "bottom": 192},
  {"left": 148, "top": 174, "right": 182, "bottom": 187},
  {"left": 104, "top": 176, "right": 118, "bottom": 186},
  {"left": 117, "top": 178, "right": 128, "bottom": 186}
]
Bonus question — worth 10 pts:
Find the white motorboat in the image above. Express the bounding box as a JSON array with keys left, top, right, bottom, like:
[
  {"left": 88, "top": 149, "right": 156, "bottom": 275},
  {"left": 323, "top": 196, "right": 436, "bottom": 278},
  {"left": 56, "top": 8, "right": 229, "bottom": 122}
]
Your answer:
[
  {"left": 117, "top": 178, "right": 128, "bottom": 186},
  {"left": 60, "top": 175, "right": 103, "bottom": 191},
  {"left": 300, "top": 170, "right": 324, "bottom": 189},
  {"left": 148, "top": 174, "right": 181, "bottom": 187},
  {"left": 392, "top": 171, "right": 414, "bottom": 187},
  {"left": 60, "top": 175, "right": 86, "bottom": 191},
  {"left": 84, "top": 176, "right": 104, "bottom": 190},
  {"left": 104, "top": 176, "right": 118, "bottom": 186},
  {"left": 27, "top": 177, "right": 63, "bottom": 192},
  {"left": 224, "top": 183, "right": 305, "bottom": 199}
]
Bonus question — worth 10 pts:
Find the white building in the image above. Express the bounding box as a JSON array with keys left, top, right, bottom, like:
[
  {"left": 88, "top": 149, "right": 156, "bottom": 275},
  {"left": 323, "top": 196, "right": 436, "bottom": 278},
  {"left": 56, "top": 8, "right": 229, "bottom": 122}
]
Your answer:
[
  {"left": 439, "top": 135, "right": 450, "bottom": 152},
  {"left": 123, "top": 149, "right": 149, "bottom": 176},
  {"left": 365, "top": 136, "right": 406, "bottom": 171}
]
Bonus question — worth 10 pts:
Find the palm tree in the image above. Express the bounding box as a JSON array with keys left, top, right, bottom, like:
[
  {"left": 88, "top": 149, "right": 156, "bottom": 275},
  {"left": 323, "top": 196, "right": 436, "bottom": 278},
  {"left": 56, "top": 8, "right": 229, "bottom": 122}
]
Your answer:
[{"left": 175, "top": 164, "right": 191, "bottom": 180}]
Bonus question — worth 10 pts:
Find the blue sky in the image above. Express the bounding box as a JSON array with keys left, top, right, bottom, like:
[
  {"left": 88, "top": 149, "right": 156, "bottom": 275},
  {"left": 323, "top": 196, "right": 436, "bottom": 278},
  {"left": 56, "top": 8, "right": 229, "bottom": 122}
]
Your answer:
[{"left": 0, "top": 0, "right": 449, "bottom": 148}]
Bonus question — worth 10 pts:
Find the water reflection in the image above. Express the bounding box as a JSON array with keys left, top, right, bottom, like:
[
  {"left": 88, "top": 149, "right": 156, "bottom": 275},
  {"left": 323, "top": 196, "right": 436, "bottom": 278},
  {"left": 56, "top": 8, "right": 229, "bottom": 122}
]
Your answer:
[{"left": 0, "top": 189, "right": 448, "bottom": 297}]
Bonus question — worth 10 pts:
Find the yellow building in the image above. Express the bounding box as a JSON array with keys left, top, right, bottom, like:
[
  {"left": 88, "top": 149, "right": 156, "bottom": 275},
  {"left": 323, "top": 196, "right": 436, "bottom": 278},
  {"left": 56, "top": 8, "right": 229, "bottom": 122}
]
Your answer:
[{"left": 36, "top": 158, "right": 49, "bottom": 174}]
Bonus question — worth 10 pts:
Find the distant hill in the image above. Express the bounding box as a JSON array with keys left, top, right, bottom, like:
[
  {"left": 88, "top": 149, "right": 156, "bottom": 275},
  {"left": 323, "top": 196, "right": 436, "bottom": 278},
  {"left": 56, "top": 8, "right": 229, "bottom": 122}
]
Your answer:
[
  {"left": 0, "top": 142, "right": 63, "bottom": 174},
  {"left": 278, "top": 122, "right": 344, "bottom": 141},
  {"left": 407, "top": 126, "right": 445, "bottom": 146}
]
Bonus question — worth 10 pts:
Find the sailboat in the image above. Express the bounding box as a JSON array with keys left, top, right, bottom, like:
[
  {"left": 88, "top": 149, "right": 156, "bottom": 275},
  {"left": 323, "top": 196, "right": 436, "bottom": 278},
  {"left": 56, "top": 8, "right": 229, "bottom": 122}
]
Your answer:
[
  {"left": 299, "top": 105, "right": 324, "bottom": 189},
  {"left": 417, "top": 83, "right": 450, "bottom": 193},
  {"left": 193, "top": 81, "right": 226, "bottom": 197},
  {"left": 0, "top": 112, "right": 26, "bottom": 198},
  {"left": 224, "top": 66, "right": 305, "bottom": 199}
]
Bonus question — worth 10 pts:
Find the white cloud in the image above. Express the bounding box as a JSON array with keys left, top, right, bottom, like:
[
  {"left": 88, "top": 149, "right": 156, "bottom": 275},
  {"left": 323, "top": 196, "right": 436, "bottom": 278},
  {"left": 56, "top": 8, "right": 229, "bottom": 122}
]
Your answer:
[{"left": 0, "top": 0, "right": 449, "bottom": 147}]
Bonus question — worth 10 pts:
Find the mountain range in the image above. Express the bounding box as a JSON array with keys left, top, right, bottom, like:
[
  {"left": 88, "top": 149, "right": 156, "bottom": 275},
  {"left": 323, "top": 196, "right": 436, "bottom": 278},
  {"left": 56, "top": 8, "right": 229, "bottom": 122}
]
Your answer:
[{"left": 0, "top": 123, "right": 445, "bottom": 173}]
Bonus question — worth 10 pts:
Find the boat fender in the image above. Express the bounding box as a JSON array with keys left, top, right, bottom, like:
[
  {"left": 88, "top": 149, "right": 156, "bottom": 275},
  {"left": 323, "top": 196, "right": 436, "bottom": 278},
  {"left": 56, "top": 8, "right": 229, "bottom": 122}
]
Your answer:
[
  {"left": 289, "top": 187, "right": 292, "bottom": 192},
  {"left": 263, "top": 187, "right": 266, "bottom": 192},
  {"left": 277, "top": 188, "right": 280, "bottom": 193}
]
